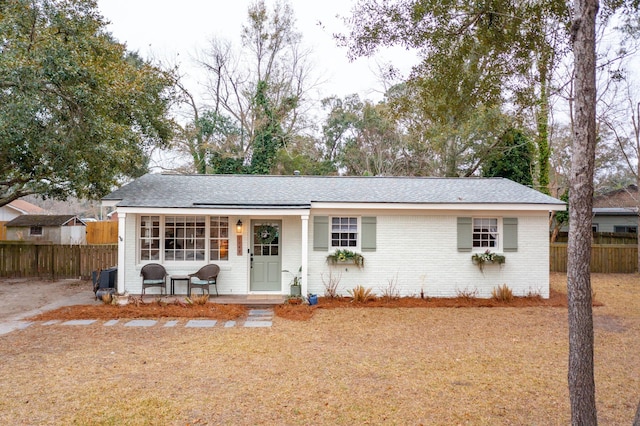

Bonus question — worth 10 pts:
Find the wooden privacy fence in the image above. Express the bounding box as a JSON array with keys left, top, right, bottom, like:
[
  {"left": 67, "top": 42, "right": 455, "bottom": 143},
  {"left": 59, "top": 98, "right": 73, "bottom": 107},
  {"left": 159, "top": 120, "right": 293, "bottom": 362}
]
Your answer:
[
  {"left": 0, "top": 242, "right": 117, "bottom": 279},
  {"left": 552, "top": 232, "right": 637, "bottom": 245},
  {"left": 85, "top": 221, "right": 118, "bottom": 244},
  {"left": 550, "top": 243, "right": 638, "bottom": 273}
]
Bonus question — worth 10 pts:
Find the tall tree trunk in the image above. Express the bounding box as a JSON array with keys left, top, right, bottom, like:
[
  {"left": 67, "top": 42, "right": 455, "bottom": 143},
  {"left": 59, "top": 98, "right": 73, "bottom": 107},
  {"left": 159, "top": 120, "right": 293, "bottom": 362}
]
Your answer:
[
  {"left": 537, "top": 59, "right": 550, "bottom": 195},
  {"left": 567, "top": 0, "right": 599, "bottom": 424}
]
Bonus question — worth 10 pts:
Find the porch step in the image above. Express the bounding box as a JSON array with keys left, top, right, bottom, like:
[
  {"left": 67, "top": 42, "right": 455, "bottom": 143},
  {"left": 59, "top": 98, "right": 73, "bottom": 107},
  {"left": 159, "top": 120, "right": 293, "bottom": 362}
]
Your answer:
[{"left": 244, "top": 308, "right": 274, "bottom": 328}]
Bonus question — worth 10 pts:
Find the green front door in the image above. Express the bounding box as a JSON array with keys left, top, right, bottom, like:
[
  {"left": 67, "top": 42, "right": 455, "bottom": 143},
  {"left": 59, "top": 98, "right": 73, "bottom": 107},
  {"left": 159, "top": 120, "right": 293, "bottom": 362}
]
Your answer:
[{"left": 250, "top": 220, "right": 282, "bottom": 291}]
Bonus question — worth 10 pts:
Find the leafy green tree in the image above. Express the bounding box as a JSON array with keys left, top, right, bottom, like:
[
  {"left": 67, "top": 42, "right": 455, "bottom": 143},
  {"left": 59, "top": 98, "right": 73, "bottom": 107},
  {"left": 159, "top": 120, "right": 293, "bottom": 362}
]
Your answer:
[
  {"left": 249, "top": 80, "right": 287, "bottom": 174},
  {"left": 482, "top": 129, "right": 534, "bottom": 186},
  {"left": 338, "top": 0, "right": 570, "bottom": 185},
  {"left": 0, "top": 0, "right": 175, "bottom": 207},
  {"left": 198, "top": 0, "right": 313, "bottom": 173},
  {"left": 320, "top": 94, "right": 411, "bottom": 176}
]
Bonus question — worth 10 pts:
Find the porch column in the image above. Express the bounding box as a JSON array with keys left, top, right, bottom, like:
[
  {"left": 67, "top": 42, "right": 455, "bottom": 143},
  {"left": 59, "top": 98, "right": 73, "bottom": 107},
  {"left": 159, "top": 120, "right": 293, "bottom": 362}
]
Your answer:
[
  {"left": 301, "top": 214, "right": 309, "bottom": 297},
  {"left": 117, "top": 212, "right": 126, "bottom": 295}
]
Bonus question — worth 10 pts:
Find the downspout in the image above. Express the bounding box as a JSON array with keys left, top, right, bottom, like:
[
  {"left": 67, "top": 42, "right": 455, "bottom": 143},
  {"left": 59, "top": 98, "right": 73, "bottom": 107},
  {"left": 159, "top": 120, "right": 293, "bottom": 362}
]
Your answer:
[
  {"left": 301, "top": 215, "right": 309, "bottom": 297},
  {"left": 117, "top": 212, "right": 126, "bottom": 295}
]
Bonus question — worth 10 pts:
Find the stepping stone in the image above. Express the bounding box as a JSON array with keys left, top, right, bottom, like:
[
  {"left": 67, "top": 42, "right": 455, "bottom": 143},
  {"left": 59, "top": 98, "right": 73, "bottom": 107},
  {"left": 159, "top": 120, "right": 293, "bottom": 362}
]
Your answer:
[
  {"left": 62, "top": 320, "right": 97, "bottom": 326},
  {"left": 248, "top": 309, "right": 273, "bottom": 316},
  {"left": 104, "top": 320, "right": 119, "bottom": 326},
  {"left": 243, "top": 321, "right": 272, "bottom": 328},
  {"left": 185, "top": 319, "right": 217, "bottom": 328},
  {"left": 42, "top": 320, "right": 61, "bottom": 326},
  {"left": 124, "top": 319, "right": 157, "bottom": 327},
  {"left": 245, "top": 316, "right": 272, "bottom": 322},
  {"left": 224, "top": 320, "right": 236, "bottom": 328},
  {"left": 164, "top": 320, "right": 179, "bottom": 327}
]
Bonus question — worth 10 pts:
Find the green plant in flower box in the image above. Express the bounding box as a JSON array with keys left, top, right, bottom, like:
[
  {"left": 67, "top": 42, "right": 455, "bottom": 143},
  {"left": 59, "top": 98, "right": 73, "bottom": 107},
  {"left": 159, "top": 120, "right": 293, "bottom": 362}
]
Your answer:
[
  {"left": 471, "top": 250, "right": 506, "bottom": 272},
  {"left": 326, "top": 249, "right": 365, "bottom": 268}
]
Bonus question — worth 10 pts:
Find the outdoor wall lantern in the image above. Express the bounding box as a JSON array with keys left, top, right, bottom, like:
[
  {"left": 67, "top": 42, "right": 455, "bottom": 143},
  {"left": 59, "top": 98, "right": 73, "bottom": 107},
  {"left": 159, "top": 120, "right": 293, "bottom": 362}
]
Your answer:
[{"left": 236, "top": 220, "right": 243, "bottom": 234}]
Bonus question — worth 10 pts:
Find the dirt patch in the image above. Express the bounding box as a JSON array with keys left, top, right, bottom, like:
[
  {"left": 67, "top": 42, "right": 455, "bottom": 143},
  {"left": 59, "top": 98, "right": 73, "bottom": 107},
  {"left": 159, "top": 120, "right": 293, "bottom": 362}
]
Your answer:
[
  {"left": 594, "top": 314, "right": 627, "bottom": 333},
  {"left": 0, "top": 278, "right": 95, "bottom": 321}
]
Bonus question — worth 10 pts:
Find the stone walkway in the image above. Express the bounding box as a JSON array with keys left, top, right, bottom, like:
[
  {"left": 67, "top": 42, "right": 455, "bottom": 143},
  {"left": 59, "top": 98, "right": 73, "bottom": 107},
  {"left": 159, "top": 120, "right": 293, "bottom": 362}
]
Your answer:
[{"left": 0, "top": 308, "right": 274, "bottom": 335}]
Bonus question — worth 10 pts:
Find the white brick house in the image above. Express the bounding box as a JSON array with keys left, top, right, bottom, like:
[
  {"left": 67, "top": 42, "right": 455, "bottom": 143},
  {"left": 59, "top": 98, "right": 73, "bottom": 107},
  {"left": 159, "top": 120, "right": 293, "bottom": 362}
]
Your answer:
[{"left": 102, "top": 174, "right": 565, "bottom": 298}]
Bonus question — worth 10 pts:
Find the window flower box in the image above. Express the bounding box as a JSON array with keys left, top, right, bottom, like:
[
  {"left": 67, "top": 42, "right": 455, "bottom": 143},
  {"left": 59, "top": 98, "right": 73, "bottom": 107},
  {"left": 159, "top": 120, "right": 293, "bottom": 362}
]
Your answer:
[
  {"left": 471, "top": 250, "right": 505, "bottom": 272},
  {"left": 327, "top": 249, "right": 364, "bottom": 268}
]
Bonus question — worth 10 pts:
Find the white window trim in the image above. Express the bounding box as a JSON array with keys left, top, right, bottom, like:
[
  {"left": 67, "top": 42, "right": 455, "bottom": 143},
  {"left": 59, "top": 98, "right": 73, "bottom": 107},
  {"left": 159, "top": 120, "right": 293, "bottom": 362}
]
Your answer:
[
  {"left": 138, "top": 215, "right": 230, "bottom": 264},
  {"left": 471, "top": 217, "right": 502, "bottom": 252},
  {"left": 329, "top": 216, "right": 361, "bottom": 252}
]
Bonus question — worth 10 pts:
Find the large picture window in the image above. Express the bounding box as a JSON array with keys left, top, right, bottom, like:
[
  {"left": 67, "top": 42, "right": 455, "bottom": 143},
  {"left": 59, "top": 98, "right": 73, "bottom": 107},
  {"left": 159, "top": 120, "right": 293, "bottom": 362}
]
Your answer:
[
  {"left": 331, "top": 217, "right": 357, "bottom": 247},
  {"left": 473, "top": 218, "right": 498, "bottom": 248},
  {"left": 139, "top": 215, "right": 228, "bottom": 262},
  {"left": 164, "top": 216, "right": 206, "bottom": 261}
]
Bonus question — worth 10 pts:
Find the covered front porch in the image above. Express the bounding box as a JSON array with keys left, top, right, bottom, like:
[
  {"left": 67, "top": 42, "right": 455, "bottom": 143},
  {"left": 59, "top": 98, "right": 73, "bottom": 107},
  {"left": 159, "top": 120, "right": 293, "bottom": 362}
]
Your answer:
[{"left": 111, "top": 206, "right": 312, "bottom": 298}]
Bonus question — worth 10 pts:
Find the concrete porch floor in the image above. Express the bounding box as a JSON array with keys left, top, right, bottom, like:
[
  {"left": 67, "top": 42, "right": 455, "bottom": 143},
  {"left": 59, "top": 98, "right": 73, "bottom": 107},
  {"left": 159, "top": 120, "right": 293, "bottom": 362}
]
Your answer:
[{"left": 141, "top": 294, "right": 286, "bottom": 306}]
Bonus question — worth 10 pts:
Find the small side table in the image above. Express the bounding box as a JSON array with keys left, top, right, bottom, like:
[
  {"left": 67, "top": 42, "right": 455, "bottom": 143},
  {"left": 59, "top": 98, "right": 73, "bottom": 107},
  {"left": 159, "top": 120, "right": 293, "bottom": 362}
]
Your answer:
[{"left": 169, "top": 275, "right": 190, "bottom": 295}]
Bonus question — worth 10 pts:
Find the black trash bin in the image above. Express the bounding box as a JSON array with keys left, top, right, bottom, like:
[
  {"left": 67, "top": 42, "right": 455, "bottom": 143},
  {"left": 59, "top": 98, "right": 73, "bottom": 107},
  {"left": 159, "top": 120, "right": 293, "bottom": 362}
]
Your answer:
[{"left": 92, "top": 267, "right": 117, "bottom": 292}]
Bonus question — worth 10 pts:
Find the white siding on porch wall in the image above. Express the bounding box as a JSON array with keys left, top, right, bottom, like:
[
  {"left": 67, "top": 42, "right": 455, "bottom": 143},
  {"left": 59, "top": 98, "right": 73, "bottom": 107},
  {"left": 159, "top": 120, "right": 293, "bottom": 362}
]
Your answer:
[
  {"left": 122, "top": 213, "right": 253, "bottom": 295},
  {"left": 280, "top": 216, "right": 303, "bottom": 293},
  {"left": 305, "top": 211, "right": 550, "bottom": 299}
]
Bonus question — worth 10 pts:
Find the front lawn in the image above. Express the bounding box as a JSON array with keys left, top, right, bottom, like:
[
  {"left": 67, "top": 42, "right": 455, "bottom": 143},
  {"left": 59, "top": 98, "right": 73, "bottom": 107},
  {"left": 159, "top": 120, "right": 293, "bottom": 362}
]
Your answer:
[{"left": 0, "top": 273, "right": 637, "bottom": 424}]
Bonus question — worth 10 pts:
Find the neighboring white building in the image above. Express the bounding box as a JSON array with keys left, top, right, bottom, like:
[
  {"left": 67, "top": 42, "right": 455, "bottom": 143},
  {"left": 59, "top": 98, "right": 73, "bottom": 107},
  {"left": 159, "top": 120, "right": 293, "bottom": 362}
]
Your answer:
[
  {"left": 0, "top": 199, "right": 44, "bottom": 221},
  {"left": 102, "top": 174, "right": 565, "bottom": 299}
]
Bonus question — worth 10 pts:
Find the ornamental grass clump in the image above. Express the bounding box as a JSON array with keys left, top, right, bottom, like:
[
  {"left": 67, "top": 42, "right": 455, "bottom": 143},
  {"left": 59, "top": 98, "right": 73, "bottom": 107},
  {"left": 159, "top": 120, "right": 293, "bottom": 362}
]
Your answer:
[
  {"left": 348, "top": 285, "right": 376, "bottom": 303},
  {"left": 492, "top": 284, "right": 514, "bottom": 302},
  {"left": 187, "top": 293, "right": 209, "bottom": 305}
]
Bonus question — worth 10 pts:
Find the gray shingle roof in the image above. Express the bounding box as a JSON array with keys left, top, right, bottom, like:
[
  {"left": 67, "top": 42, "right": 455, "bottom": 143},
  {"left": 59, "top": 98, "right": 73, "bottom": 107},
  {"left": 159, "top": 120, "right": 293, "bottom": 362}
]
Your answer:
[
  {"left": 104, "top": 174, "right": 564, "bottom": 209},
  {"left": 5, "top": 215, "right": 79, "bottom": 227}
]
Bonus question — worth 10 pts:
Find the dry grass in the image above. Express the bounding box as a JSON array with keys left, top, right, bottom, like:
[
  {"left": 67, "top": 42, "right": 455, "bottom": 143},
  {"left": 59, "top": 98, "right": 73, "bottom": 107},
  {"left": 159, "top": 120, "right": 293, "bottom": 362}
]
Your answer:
[{"left": 1, "top": 273, "right": 638, "bottom": 425}]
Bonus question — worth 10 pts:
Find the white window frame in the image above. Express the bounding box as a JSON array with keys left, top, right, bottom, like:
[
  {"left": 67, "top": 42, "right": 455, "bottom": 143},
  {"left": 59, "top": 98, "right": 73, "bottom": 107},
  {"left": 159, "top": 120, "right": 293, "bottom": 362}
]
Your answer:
[
  {"left": 330, "top": 216, "right": 360, "bottom": 250},
  {"left": 472, "top": 217, "right": 501, "bottom": 251},
  {"left": 29, "top": 226, "right": 43, "bottom": 236},
  {"left": 138, "top": 215, "right": 230, "bottom": 263}
]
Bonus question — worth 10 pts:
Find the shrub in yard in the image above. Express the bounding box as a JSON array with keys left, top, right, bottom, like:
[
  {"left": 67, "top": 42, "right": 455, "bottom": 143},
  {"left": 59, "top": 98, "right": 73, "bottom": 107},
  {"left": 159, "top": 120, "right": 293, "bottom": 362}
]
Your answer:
[
  {"left": 321, "top": 271, "right": 341, "bottom": 298},
  {"left": 492, "top": 284, "right": 514, "bottom": 302},
  {"left": 187, "top": 293, "right": 209, "bottom": 305},
  {"left": 526, "top": 287, "right": 543, "bottom": 300},
  {"left": 348, "top": 285, "right": 376, "bottom": 303},
  {"left": 456, "top": 287, "right": 479, "bottom": 301},
  {"left": 380, "top": 275, "right": 400, "bottom": 300}
]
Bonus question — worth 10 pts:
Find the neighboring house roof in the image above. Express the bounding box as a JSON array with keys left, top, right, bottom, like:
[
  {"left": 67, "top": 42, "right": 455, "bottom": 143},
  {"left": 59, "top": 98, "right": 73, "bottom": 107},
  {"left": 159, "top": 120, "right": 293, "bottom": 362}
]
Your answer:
[
  {"left": 593, "top": 207, "right": 638, "bottom": 216},
  {"left": 5, "top": 215, "right": 82, "bottom": 227},
  {"left": 6, "top": 199, "right": 45, "bottom": 214},
  {"left": 594, "top": 185, "right": 638, "bottom": 208},
  {"left": 104, "top": 174, "right": 565, "bottom": 209}
]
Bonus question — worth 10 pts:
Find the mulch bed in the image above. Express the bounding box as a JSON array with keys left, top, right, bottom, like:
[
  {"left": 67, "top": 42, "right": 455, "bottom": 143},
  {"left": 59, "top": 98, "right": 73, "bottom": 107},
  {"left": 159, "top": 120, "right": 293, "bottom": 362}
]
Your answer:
[
  {"left": 275, "top": 288, "right": 584, "bottom": 320},
  {"left": 30, "top": 300, "right": 247, "bottom": 321},
  {"left": 30, "top": 288, "right": 592, "bottom": 322}
]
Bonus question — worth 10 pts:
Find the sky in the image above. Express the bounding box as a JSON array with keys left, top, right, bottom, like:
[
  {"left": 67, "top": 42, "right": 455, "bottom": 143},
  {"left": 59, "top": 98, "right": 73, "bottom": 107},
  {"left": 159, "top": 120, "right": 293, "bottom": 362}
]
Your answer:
[{"left": 96, "top": 0, "right": 418, "bottom": 106}]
